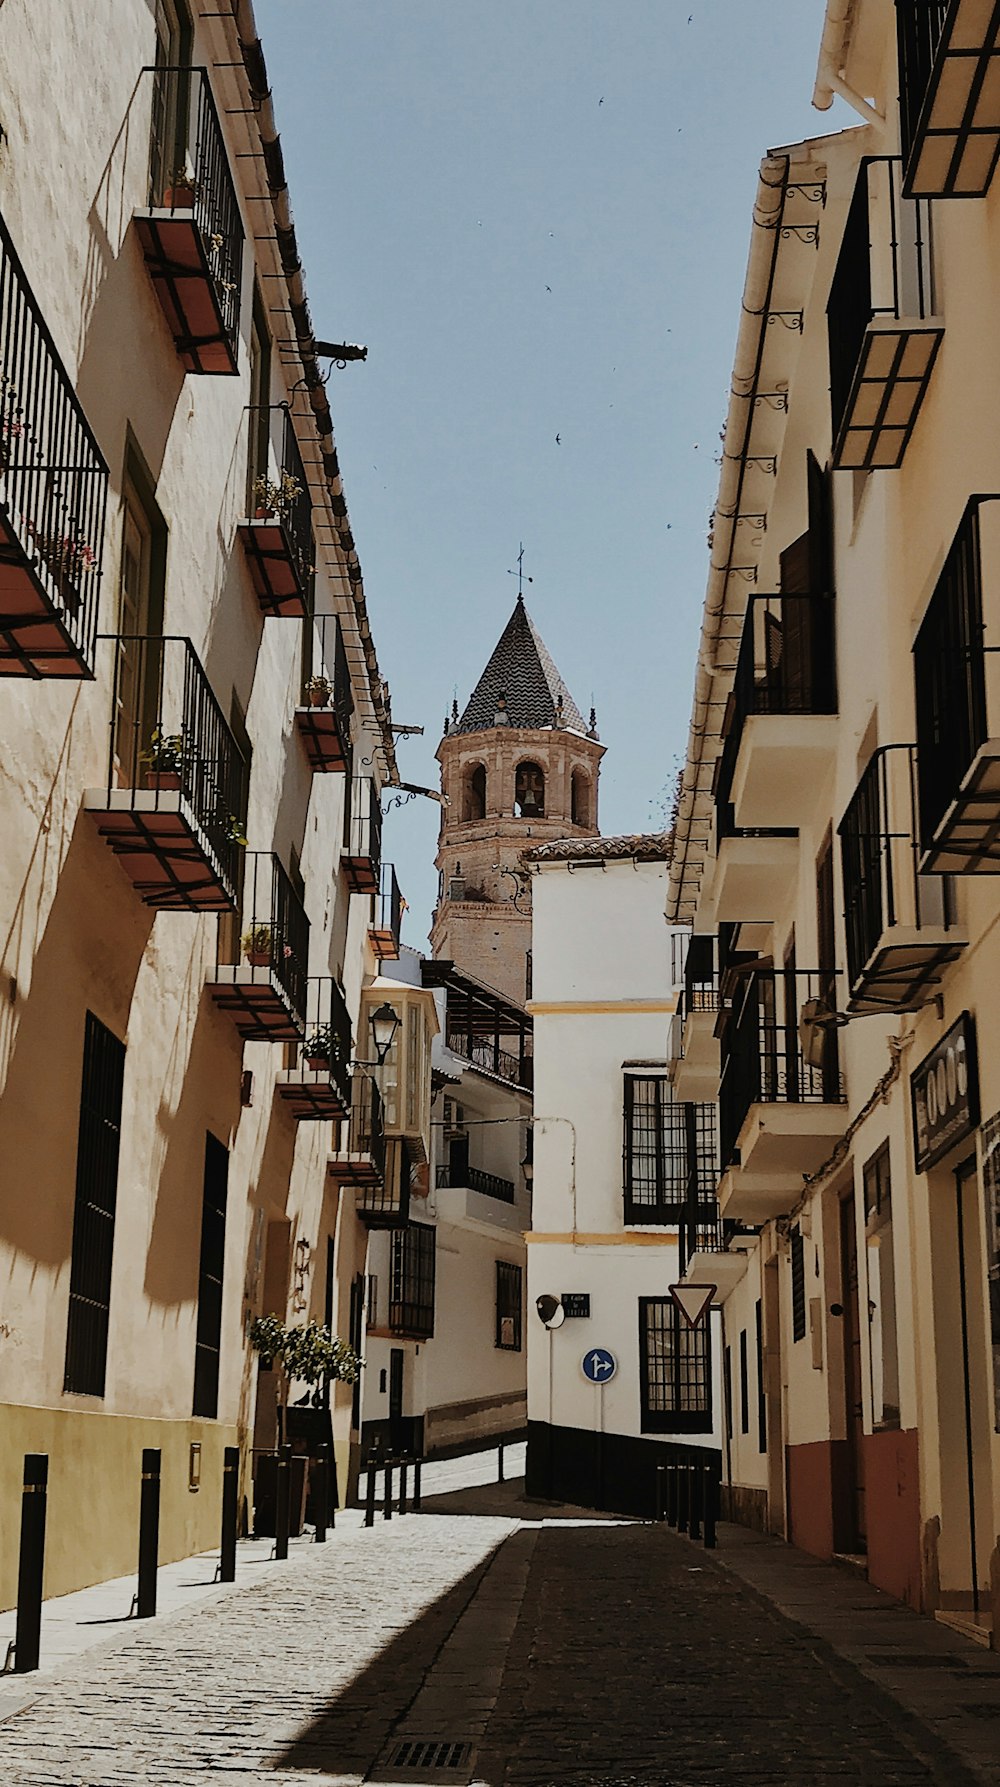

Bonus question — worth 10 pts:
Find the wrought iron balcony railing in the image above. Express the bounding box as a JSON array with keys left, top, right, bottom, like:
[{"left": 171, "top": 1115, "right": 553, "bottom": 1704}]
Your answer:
[
  {"left": 828, "top": 157, "right": 940, "bottom": 470},
  {"left": 897, "top": 1, "right": 1000, "bottom": 198},
  {"left": 207, "top": 851, "right": 309, "bottom": 1038},
  {"left": 331, "top": 1073, "right": 387, "bottom": 1184},
  {"left": 718, "top": 968, "right": 845, "bottom": 1171},
  {"left": 444, "top": 1027, "right": 534, "bottom": 1090},
  {"left": 136, "top": 66, "right": 243, "bottom": 374},
  {"left": 276, "top": 976, "right": 353, "bottom": 1121},
  {"left": 839, "top": 744, "right": 964, "bottom": 1012},
  {"left": 370, "top": 862, "right": 403, "bottom": 961},
  {"left": 0, "top": 210, "right": 108, "bottom": 677},
  {"left": 684, "top": 932, "right": 720, "bottom": 1014},
  {"left": 732, "top": 593, "right": 837, "bottom": 725},
  {"left": 85, "top": 634, "right": 247, "bottom": 909},
  {"left": 435, "top": 1163, "right": 516, "bottom": 1204},
  {"left": 343, "top": 774, "right": 382, "bottom": 894},
  {"left": 238, "top": 407, "right": 314, "bottom": 615},
  {"left": 296, "top": 613, "right": 353, "bottom": 772}
]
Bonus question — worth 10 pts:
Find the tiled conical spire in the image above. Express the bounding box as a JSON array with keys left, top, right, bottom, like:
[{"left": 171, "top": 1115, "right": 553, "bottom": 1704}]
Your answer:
[{"left": 455, "top": 597, "right": 586, "bottom": 734}]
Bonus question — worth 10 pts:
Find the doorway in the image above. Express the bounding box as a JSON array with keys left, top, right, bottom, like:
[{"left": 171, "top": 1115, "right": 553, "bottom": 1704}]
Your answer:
[
  {"left": 953, "top": 1155, "right": 992, "bottom": 1617},
  {"left": 840, "top": 1193, "right": 867, "bottom": 1554}
]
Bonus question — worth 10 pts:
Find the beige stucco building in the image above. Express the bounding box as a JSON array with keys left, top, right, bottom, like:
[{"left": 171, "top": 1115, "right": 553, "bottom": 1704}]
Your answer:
[
  {"left": 669, "top": 0, "right": 1000, "bottom": 1642},
  {"left": 0, "top": 0, "right": 417, "bottom": 1609}
]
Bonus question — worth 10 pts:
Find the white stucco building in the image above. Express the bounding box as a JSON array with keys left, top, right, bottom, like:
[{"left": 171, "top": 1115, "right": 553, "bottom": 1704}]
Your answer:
[{"left": 524, "top": 835, "right": 723, "bottom": 1517}]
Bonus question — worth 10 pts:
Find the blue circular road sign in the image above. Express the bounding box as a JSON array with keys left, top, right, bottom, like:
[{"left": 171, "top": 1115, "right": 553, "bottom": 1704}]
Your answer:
[{"left": 582, "top": 1347, "right": 617, "bottom": 1384}]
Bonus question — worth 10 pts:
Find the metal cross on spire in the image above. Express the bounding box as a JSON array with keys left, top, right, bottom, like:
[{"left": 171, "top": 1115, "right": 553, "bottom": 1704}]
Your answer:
[{"left": 507, "top": 543, "right": 533, "bottom": 602}]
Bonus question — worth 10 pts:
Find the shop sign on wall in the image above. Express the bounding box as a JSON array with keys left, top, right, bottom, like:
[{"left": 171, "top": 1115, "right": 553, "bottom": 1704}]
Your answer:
[{"left": 910, "top": 1012, "right": 979, "bottom": 1172}]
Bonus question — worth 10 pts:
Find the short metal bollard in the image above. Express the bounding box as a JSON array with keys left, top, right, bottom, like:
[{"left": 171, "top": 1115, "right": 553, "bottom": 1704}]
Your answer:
[
  {"left": 688, "top": 1464, "right": 702, "bottom": 1543},
  {"left": 702, "top": 1465, "right": 718, "bottom": 1550},
  {"left": 498, "top": 1442, "right": 505, "bottom": 1484},
  {"left": 677, "top": 1459, "right": 690, "bottom": 1533},
  {"left": 412, "top": 1457, "right": 422, "bottom": 1512},
  {"left": 399, "top": 1458, "right": 408, "bottom": 1515},
  {"left": 314, "top": 1444, "right": 329, "bottom": 1544},
  {"left": 665, "top": 1462, "right": 679, "bottom": 1528},
  {"left": 138, "top": 1448, "right": 161, "bottom": 1618},
  {"left": 654, "top": 1463, "right": 666, "bottom": 1523},
  {"left": 13, "top": 1454, "right": 48, "bottom": 1673},
  {"left": 364, "top": 1457, "right": 377, "bottom": 1528},
  {"left": 220, "top": 1446, "right": 238, "bottom": 1582},
  {"left": 275, "top": 1445, "right": 291, "bottom": 1561},
  {"left": 383, "top": 1459, "right": 393, "bottom": 1522}
]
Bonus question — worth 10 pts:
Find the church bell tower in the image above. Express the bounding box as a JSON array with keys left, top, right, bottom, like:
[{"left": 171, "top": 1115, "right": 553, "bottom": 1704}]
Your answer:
[{"left": 430, "top": 593, "right": 605, "bottom": 1003}]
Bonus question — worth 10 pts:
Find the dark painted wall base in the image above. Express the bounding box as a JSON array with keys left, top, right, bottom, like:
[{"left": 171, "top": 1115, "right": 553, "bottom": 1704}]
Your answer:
[
  {"left": 526, "top": 1420, "right": 721, "bottom": 1520},
  {"left": 721, "top": 1483, "right": 768, "bottom": 1532}
]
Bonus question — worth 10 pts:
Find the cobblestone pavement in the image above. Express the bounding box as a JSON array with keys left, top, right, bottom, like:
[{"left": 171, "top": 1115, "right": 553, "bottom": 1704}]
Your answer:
[{"left": 1, "top": 1463, "right": 998, "bottom": 1786}]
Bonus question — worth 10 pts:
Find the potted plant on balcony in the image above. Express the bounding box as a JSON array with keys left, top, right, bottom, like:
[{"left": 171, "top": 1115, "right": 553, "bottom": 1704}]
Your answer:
[
  {"left": 163, "top": 163, "right": 200, "bottom": 210},
  {"left": 252, "top": 471, "right": 302, "bottom": 522},
  {"left": 304, "top": 674, "right": 331, "bottom": 709},
  {"left": 31, "top": 528, "right": 96, "bottom": 609},
  {"left": 242, "top": 922, "right": 273, "bottom": 968},
  {"left": 142, "top": 728, "right": 186, "bottom": 792},
  {"left": 304, "top": 1023, "right": 332, "bottom": 1072}
]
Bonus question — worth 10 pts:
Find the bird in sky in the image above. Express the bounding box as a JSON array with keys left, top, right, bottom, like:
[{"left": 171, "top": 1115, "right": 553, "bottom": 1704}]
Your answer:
[
  {"left": 545, "top": 284, "right": 552, "bottom": 293},
  {"left": 555, "top": 434, "right": 561, "bottom": 445},
  {"left": 598, "top": 96, "right": 604, "bottom": 105}
]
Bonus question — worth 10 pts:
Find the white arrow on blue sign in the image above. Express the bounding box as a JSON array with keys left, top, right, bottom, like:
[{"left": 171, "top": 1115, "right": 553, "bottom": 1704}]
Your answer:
[{"left": 581, "top": 1347, "right": 617, "bottom": 1384}]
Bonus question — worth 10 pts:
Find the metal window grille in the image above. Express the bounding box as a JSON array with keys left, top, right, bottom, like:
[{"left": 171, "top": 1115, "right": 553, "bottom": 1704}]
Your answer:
[
  {"left": 638, "top": 1297, "right": 712, "bottom": 1434},
  {"left": 913, "top": 499, "right": 989, "bottom": 852},
  {"left": 863, "top": 1141, "right": 892, "bottom": 1221},
  {"left": 389, "top": 1221, "right": 435, "bottom": 1339},
  {"left": 739, "top": 1328, "right": 749, "bottom": 1435},
  {"left": 367, "top": 1273, "right": 378, "bottom": 1328},
  {"left": 192, "top": 1133, "right": 228, "bottom": 1418},
  {"left": 723, "top": 1344, "right": 733, "bottom": 1443},
  {"left": 495, "top": 1261, "right": 523, "bottom": 1351},
  {"left": 791, "top": 1229, "right": 807, "bottom": 1343},
  {"left": 896, "top": 2, "right": 953, "bottom": 179},
  {"left": 755, "top": 1298, "right": 767, "bottom": 1453},
  {"left": 64, "top": 1014, "right": 126, "bottom": 1396}
]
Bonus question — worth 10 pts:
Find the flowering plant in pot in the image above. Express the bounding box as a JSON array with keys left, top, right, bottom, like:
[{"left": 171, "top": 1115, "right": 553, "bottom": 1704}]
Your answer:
[
  {"left": 163, "top": 162, "right": 199, "bottom": 210},
  {"left": 252, "top": 471, "right": 302, "bottom": 521},
  {"left": 242, "top": 922, "right": 273, "bottom": 967},
  {"left": 141, "top": 728, "right": 186, "bottom": 791},
  {"left": 304, "top": 1023, "right": 332, "bottom": 1071},
  {"left": 304, "top": 674, "right": 331, "bottom": 709},
  {"left": 33, "top": 529, "right": 96, "bottom": 606}
]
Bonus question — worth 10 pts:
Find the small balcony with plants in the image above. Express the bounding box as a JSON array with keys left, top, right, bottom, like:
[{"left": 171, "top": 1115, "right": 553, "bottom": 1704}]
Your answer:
[
  {"left": 343, "top": 773, "right": 382, "bottom": 894},
  {"left": 0, "top": 213, "right": 108, "bottom": 678},
  {"left": 726, "top": 591, "right": 837, "bottom": 831},
  {"left": 717, "top": 965, "right": 847, "bottom": 1224},
  {"left": 134, "top": 66, "right": 243, "bottom": 374},
  {"left": 275, "top": 976, "right": 352, "bottom": 1121},
  {"left": 828, "top": 156, "right": 941, "bottom": 472},
  {"left": 329, "top": 1073, "right": 388, "bottom": 1197},
  {"left": 839, "top": 743, "right": 966, "bottom": 1013},
  {"left": 672, "top": 933, "right": 721, "bottom": 1105},
  {"left": 295, "top": 613, "right": 353, "bottom": 772},
  {"left": 206, "top": 850, "right": 309, "bottom": 1040},
  {"left": 84, "top": 634, "right": 247, "bottom": 910},
  {"left": 897, "top": 0, "right": 1000, "bottom": 198},
  {"left": 369, "top": 862, "right": 403, "bottom": 961},
  {"left": 914, "top": 496, "right": 1000, "bottom": 876},
  {"left": 237, "top": 407, "right": 314, "bottom": 617}
]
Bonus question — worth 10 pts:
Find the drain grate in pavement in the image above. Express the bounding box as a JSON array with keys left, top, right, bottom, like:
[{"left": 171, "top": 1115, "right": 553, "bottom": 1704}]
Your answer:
[{"left": 388, "top": 1739, "right": 474, "bottom": 1770}]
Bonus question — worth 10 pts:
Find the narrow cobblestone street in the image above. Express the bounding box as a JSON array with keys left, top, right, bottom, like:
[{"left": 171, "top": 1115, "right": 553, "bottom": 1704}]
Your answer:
[{"left": 2, "top": 1456, "right": 1000, "bottom": 1787}]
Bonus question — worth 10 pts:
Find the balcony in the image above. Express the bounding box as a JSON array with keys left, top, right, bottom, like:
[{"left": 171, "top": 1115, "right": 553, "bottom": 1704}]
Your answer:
[
  {"left": 713, "top": 704, "right": 798, "bottom": 924},
  {"left": 828, "top": 157, "right": 941, "bottom": 471},
  {"left": 134, "top": 67, "right": 243, "bottom": 374},
  {"left": 295, "top": 614, "right": 353, "bottom": 772},
  {"left": 237, "top": 408, "right": 313, "bottom": 617},
  {"left": 436, "top": 1163, "right": 516, "bottom": 1205},
  {"left": 85, "top": 635, "right": 246, "bottom": 910},
  {"left": 329, "top": 1073, "right": 387, "bottom": 1192},
  {"left": 718, "top": 967, "right": 847, "bottom": 1223},
  {"left": 206, "top": 851, "right": 309, "bottom": 1039},
  {"left": 672, "top": 934, "right": 721, "bottom": 1104},
  {"left": 839, "top": 744, "right": 966, "bottom": 1013},
  {"left": 0, "top": 212, "right": 108, "bottom": 677},
  {"left": 343, "top": 775, "right": 382, "bottom": 894},
  {"left": 370, "top": 862, "right": 403, "bottom": 961},
  {"left": 275, "top": 976, "right": 352, "bottom": 1121},
  {"left": 727, "top": 594, "right": 838, "bottom": 830},
  {"left": 424, "top": 959, "right": 534, "bottom": 1092},
  {"left": 897, "top": 1, "right": 1000, "bottom": 197},
  {"left": 914, "top": 497, "right": 1000, "bottom": 874}
]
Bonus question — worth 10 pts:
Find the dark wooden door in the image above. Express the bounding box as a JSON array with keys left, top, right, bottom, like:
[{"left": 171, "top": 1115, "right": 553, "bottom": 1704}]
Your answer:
[
  {"left": 389, "top": 1348, "right": 405, "bottom": 1452},
  {"left": 840, "top": 1195, "right": 867, "bottom": 1550}
]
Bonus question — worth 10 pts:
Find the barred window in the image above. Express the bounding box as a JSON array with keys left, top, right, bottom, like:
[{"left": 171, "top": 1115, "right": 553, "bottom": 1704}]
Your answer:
[
  {"left": 791, "top": 1228, "right": 806, "bottom": 1342},
  {"left": 64, "top": 1014, "right": 126, "bottom": 1397},
  {"left": 390, "top": 1221, "right": 435, "bottom": 1339},
  {"left": 495, "top": 1261, "right": 522, "bottom": 1351},
  {"left": 638, "top": 1297, "right": 713, "bottom": 1434},
  {"left": 623, "top": 1075, "right": 717, "bottom": 1225},
  {"left": 193, "top": 1134, "right": 229, "bottom": 1419}
]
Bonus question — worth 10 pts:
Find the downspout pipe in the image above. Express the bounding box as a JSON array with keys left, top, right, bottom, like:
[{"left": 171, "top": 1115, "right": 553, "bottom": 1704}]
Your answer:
[{"left": 813, "top": 0, "right": 885, "bottom": 126}]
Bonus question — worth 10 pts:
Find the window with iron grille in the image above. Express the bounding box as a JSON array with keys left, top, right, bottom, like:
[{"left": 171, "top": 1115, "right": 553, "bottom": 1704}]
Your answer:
[
  {"left": 756, "top": 1298, "right": 767, "bottom": 1453},
  {"left": 192, "top": 1134, "right": 229, "bottom": 1418},
  {"left": 389, "top": 1221, "right": 435, "bottom": 1339},
  {"left": 739, "top": 1328, "right": 749, "bottom": 1434},
  {"left": 791, "top": 1228, "right": 806, "bottom": 1342},
  {"left": 495, "top": 1261, "right": 522, "bottom": 1351},
  {"left": 623, "top": 1076, "right": 717, "bottom": 1226},
  {"left": 64, "top": 1014, "right": 126, "bottom": 1396},
  {"left": 638, "top": 1297, "right": 712, "bottom": 1434}
]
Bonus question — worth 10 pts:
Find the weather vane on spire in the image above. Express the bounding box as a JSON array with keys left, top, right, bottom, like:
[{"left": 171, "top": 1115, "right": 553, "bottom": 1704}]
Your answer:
[{"left": 507, "top": 543, "right": 533, "bottom": 602}]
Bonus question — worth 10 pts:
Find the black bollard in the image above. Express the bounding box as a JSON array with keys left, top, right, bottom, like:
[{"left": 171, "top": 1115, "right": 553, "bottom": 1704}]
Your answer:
[
  {"left": 677, "top": 1459, "right": 690, "bottom": 1533},
  {"left": 688, "top": 1464, "right": 702, "bottom": 1543},
  {"left": 498, "top": 1442, "right": 505, "bottom": 1484},
  {"left": 399, "top": 1458, "right": 408, "bottom": 1516},
  {"left": 220, "top": 1446, "right": 238, "bottom": 1582},
  {"left": 412, "top": 1457, "right": 422, "bottom": 1512},
  {"left": 665, "top": 1463, "right": 679, "bottom": 1528},
  {"left": 703, "top": 1465, "right": 718, "bottom": 1550},
  {"left": 314, "top": 1444, "right": 329, "bottom": 1544},
  {"left": 364, "top": 1457, "right": 377, "bottom": 1528},
  {"left": 137, "top": 1448, "right": 161, "bottom": 1618},
  {"left": 13, "top": 1454, "right": 48, "bottom": 1673},
  {"left": 275, "top": 1445, "right": 291, "bottom": 1561},
  {"left": 655, "top": 1463, "right": 665, "bottom": 1523},
  {"left": 383, "top": 1459, "right": 393, "bottom": 1522}
]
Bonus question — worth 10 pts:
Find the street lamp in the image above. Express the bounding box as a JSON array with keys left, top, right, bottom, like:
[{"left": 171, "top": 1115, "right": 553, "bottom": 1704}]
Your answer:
[{"left": 369, "top": 1001, "right": 400, "bottom": 1066}]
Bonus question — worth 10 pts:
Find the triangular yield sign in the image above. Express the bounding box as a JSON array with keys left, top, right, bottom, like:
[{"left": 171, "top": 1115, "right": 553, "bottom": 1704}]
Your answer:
[{"left": 669, "top": 1282, "right": 717, "bottom": 1329}]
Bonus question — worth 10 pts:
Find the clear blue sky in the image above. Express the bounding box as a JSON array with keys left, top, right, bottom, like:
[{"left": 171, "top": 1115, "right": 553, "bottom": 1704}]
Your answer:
[{"left": 254, "top": 1, "right": 851, "bottom": 946}]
